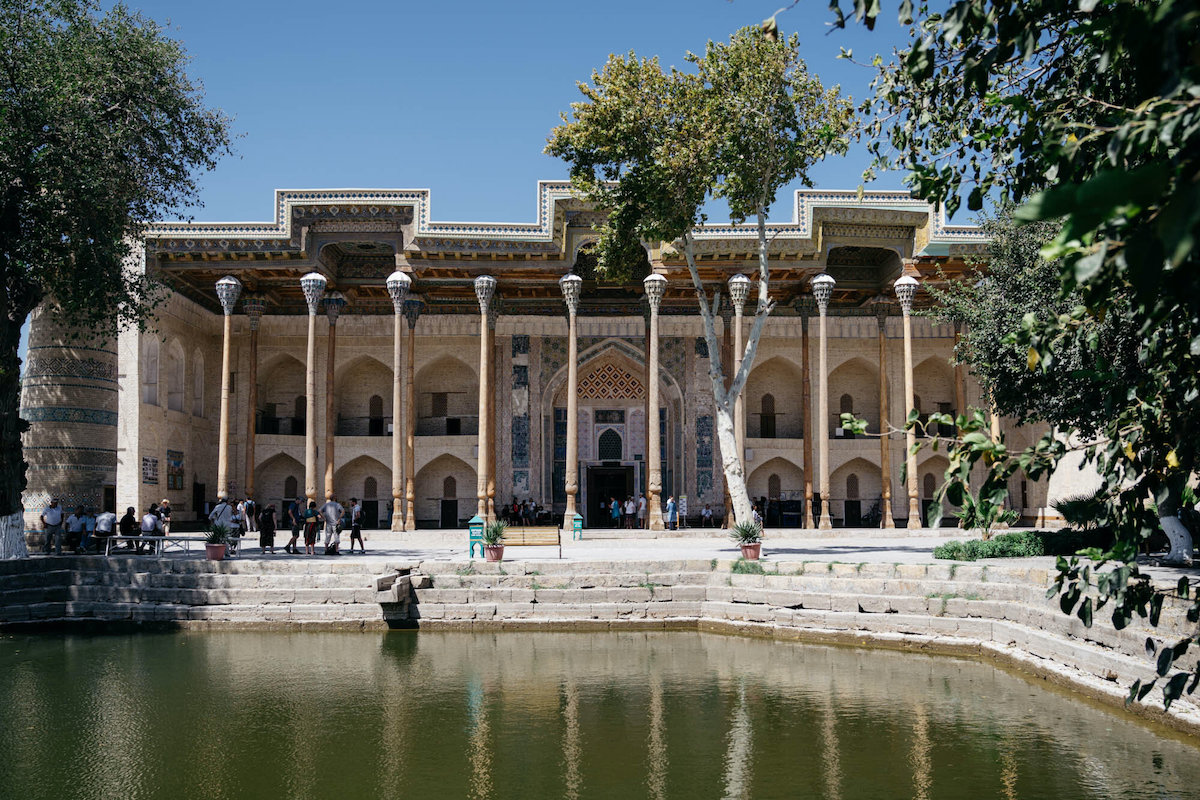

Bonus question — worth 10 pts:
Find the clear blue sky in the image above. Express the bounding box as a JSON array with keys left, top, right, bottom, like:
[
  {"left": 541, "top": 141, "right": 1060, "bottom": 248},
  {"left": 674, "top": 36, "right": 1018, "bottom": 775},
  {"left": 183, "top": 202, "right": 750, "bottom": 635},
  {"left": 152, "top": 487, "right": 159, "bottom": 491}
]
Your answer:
[{"left": 20, "top": 0, "right": 912, "bottom": 360}]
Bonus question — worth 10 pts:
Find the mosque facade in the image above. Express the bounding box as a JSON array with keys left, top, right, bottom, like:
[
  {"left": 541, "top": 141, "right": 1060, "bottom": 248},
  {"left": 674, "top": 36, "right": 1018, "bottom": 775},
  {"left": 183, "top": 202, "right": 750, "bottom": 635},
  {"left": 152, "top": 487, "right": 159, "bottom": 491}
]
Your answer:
[{"left": 19, "top": 183, "right": 1070, "bottom": 535}]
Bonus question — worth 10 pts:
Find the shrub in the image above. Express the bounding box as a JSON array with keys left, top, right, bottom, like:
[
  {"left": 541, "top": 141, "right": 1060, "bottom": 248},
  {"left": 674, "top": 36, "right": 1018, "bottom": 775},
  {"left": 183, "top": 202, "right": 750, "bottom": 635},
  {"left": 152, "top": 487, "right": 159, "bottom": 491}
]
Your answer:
[
  {"left": 731, "top": 558, "right": 765, "bottom": 575},
  {"left": 482, "top": 520, "right": 507, "bottom": 545},
  {"left": 933, "top": 531, "right": 1045, "bottom": 561},
  {"left": 729, "top": 521, "right": 762, "bottom": 545}
]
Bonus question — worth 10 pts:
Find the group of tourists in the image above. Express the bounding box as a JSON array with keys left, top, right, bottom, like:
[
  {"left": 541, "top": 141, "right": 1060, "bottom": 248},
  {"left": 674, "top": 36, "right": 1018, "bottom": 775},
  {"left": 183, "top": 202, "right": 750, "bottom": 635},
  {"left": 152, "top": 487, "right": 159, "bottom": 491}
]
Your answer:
[
  {"left": 503, "top": 498, "right": 546, "bottom": 526},
  {"left": 275, "top": 494, "right": 365, "bottom": 556},
  {"left": 38, "top": 498, "right": 118, "bottom": 555}
]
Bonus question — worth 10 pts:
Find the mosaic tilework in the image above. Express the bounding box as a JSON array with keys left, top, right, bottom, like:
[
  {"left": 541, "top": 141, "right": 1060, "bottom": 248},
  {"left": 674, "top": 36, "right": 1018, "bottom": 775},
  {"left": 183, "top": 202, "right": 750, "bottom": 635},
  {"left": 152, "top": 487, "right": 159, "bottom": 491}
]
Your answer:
[
  {"left": 540, "top": 336, "right": 566, "bottom": 387},
  {"left": 20, "top": 407, "right": 117, "bottom": 426},
  {"left": 696, "top": 415, "right": 713, "bottom": 469},
  {"left": 694, "top": 337, "right": 709, "bottom": 358},
  {"left": 697, "top": 469, "right": 713, "bottom": 499},
  {"left": 661, "top": 338, "right": 686, "bottom": 381},
  {"left": 579, "top": 362, "right": 645, "bottom": 401},
  {"left": 511, "top": 415, "right": 530, "bottom": 469},
  {"left": 513, "top": 470, "right": 530, "bottom": 495},
  {"left": 513, "top": 364, "right": 529, "bottom": 388},
  {"left": 511, "top": 335, "right": 529, "bottom": 356},
  {"left": 23, "top": 356, "right": 116, "bottom": 382}
]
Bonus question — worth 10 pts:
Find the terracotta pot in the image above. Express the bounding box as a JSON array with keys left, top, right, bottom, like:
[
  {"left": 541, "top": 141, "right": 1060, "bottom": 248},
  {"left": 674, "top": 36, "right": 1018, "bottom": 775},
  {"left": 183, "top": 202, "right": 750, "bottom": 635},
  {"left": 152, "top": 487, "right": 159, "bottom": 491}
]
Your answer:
[
  {"left": 205, "top": 543, "right": 227, "bottom": 561},
  {"left": 484, "top": 544, "right": 505, "bottom": 562},
  {"left": 740, "top": 543, "right": 761, "bottom": 560}
]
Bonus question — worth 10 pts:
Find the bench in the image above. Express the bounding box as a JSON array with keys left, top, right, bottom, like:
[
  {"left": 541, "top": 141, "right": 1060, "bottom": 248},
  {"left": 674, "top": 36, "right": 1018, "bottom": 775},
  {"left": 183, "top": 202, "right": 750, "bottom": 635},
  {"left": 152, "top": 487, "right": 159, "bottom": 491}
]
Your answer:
[
  {"left": 469, "top": 525, "right": 561, "bottom": 559},
  {"left": 104, "top": 535, "right": 236, "bottom": 557}
]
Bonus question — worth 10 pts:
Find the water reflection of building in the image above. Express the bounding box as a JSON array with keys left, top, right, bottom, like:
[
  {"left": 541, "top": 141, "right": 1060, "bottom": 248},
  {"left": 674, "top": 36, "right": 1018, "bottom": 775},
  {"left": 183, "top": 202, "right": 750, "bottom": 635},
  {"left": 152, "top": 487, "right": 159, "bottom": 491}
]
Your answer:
[{"left": 21, "top": 184, "right": 1079, "bottom": 533}]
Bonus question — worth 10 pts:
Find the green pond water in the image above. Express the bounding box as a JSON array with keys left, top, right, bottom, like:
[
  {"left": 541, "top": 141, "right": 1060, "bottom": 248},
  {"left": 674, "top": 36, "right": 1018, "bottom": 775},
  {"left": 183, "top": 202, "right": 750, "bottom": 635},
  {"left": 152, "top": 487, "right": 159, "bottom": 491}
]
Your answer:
[{"left": 1, "top": 630, "right": 1198, "bottom": 800}]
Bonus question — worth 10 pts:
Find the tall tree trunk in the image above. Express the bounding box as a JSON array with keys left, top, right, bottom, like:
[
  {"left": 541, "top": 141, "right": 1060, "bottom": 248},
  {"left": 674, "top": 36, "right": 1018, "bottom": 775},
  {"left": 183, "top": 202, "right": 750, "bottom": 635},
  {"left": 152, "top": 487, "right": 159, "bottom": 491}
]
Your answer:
[
  {"left": 0, "top": 304, "right": 32, "bottom": 558},
  {"left": 680, "top": 228, "right": 772, "bottom": 528}
]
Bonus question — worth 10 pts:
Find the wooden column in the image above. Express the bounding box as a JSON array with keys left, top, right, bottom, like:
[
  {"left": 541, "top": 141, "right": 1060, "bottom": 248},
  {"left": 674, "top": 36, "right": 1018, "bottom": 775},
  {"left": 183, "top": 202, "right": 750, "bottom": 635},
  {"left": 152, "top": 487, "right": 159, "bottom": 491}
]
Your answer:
[
  {"left": 643, "top": 306, "right": 651, "bottom": 523},
  {"left": 798, "top": 300, "right": 814, "bottom": 529},
  {"left": 875, "top": 304, "right": 895, "bottom": 529},
  {"left": 896, "top": 275, "right": 922, "bottom": 529},
  {"left": 812, "top": 274, "right": 835, "bottom": 530},
  {"left": 474, "top": 276, "right": 496, "bottom": 521},
  {"left": 243, "top": 296, "right": 265, "bottom": 500},
  {"left": 487, "top": 302, "right": 498, "bottom": 522},
  {"left": 953, "top": 321, "right": 967, "bottom": 425},
  {"left": 214, "top": 276, "right": 242, "bottom": 502},
  {"left": 403, "top": 298, "right": 422, "bottom": 531},
  {"left": 386, "top": 270, "right": 411, "bottom": 532},
  {"left": 645, "top": 274, "right": 666, "bottom": 531},
  {"left": 728, "top": 275, "right": 750, "bottom": 474},
  {"left": 323, "top": 292, "right": 345, "bottom": 500},
  {"left": 721, "top": 303, "right": 734, "bottom": 527},
  {"left": 560, "top": 273, "right": 582, "bottom": 528},
  {"left": 300, "top": 273, "right": 327, "bottom": 502}
]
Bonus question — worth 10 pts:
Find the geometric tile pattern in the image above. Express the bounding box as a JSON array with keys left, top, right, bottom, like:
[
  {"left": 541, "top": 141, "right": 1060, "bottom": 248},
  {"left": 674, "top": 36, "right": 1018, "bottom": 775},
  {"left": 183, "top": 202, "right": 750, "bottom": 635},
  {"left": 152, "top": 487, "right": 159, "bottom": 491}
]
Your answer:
[{"left": 578, "top": 362, "right": 644, "bottom": 401}]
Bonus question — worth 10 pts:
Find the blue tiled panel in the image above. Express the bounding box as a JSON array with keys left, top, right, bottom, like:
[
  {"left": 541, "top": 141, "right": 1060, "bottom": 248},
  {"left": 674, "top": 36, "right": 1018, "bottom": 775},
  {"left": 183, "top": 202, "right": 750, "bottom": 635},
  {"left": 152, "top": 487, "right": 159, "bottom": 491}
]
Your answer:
[
  {"left": 512, "top": 415, "right": 529, "bottom": 468},
  {"left": 694, "top": 337, "right": 709, "bottom": 358},
  {"left": 513, "top": 364, "right": 529, "bottom": 387},
  {"left": 696, "top": 415, "right": 713, "bottom": 469},
  {"left": 511, "top": 335, "right": 529, "bottom": 356}
]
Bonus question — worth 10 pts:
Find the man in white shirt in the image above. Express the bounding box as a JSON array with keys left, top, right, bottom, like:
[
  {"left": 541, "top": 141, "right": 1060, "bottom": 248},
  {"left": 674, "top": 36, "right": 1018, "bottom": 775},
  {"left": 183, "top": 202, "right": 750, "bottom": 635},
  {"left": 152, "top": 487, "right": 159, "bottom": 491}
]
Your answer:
[
  {"left": 701, "top": 504, "right": 714, "bottom": 527},
  {"left": 95, "top": 509, "right": 117, "bottom": 553},
  {"left": 319, "top": 495, "right": 345, "bottom": 555},
  {"left": 623, "top": 497, "right": 636, "bottom": 529},
  {"left": 208, "top": 498, "right": 234, "bottom": 530},
  {"left": 41, "top": 499, "right": 64, "bottom": 555},
  {"left": 140, "top": 505, "right": 163, "bottom": 554},
  {"left": 637, "top": 494, "right": 647, "bottom": 529},
  {"left": 65, "top": 508, "right": 86, "bottom": 552}
]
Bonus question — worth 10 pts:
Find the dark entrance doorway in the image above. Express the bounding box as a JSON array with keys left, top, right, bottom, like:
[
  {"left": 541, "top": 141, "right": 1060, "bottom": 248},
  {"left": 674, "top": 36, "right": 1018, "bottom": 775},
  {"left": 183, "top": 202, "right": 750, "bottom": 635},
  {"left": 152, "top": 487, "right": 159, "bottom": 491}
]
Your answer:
[
  {"left": 586, "top": 465, "right": 634, "bottom": 527},
  {"left": 192, "top": 481, "right": 206, "bottom": 521},
  {"left": 361, "top": 500, "right": 379, "bottom": 529}
]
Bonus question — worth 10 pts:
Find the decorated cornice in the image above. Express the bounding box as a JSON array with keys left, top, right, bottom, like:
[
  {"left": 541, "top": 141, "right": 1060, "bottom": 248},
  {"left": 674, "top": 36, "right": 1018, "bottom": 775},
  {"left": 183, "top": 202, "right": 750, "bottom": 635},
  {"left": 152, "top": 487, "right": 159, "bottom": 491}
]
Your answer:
[{"left": 145, "top": 182, "right": 983, "bottom": 256}]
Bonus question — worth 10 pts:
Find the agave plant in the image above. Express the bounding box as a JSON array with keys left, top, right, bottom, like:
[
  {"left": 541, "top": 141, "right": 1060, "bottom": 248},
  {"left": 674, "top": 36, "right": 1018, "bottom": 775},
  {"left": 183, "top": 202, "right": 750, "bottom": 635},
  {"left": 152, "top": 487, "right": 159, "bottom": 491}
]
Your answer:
[
  {"left": 728, "top": 521, "right": 762, "bottom": 545},
  {"left": 482, "top": 520, "right": 508, "bottom": 545},
  {"left": 205, "top": 523, "right": 231, "bottom": 545}
]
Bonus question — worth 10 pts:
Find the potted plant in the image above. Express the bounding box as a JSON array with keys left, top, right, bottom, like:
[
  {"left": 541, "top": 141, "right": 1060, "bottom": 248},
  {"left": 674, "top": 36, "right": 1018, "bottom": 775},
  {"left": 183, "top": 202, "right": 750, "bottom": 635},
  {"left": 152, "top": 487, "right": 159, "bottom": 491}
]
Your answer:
[
  {"left": 205, "top": 524, "right": 231, "bottom": 561},
  {"left": 730, "top": 521, "right": 763, "bottom": 560},
  {"left": 482, "top": 520, "right": 507, "bottom": 562}
]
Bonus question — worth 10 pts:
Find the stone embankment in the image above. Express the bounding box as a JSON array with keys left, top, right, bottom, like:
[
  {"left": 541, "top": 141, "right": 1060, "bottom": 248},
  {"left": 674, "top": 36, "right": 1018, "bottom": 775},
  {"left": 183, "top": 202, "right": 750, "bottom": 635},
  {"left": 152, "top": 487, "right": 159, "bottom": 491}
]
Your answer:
[{"left": 2, "top": 556, "right": 1198, "bottom": 734}]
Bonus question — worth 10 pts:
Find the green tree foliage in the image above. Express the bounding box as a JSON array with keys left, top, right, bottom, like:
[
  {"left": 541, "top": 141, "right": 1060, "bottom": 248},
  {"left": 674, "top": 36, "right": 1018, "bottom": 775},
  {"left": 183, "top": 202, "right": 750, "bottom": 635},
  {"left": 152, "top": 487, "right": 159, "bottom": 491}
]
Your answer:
[
  {"left": 818, "top": 0, "right": 1200, "bottom": 709},
  {"left": 0, "top": 0, "right": 233, "bottom": 517},
  {"left": 547, "top": 26, "right": 852, "bottom": 524},
  {"left": 925, "top": 207, "right": 1142, "bottom": 437}
]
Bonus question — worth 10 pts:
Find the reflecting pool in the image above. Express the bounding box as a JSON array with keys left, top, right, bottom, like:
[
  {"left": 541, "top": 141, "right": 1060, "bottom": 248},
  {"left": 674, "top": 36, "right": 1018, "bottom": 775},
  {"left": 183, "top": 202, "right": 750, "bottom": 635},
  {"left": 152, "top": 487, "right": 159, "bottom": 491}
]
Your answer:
[{"left": 1, "top": 631, "right": 1197, "bottom": 799}]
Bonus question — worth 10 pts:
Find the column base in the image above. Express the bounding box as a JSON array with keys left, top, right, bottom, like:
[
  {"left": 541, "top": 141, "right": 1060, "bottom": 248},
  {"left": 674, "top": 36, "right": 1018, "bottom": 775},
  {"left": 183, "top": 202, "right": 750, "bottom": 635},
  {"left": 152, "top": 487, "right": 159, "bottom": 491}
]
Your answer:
[
  {"left": 881, "top": 513, "right": 895, "bottom": 529},
  {"left": 391, "top": 516, "right": 404, "bottom": 532},
  {"left": 649, "top": 519, "right": 665, "bottom": 532},
  {"left": 404, "top": 497, "right": 417, "bottom": 532},
  {"left": 818, "top": 511, "right": 832, "bottom": 530}
]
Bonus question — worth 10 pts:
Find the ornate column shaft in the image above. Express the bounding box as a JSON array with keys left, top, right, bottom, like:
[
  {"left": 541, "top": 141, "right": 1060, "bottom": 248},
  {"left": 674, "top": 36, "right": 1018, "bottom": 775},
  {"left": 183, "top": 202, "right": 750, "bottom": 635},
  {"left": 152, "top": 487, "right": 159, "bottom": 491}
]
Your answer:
[
  {"left": 474, "top": 276, "right": 496, "bottom": 521},
  {"left": 643, "top": 305, "right": 652, "bottom": 515},
  {"left": 323, "top": 291, "right": 345, "bottom": 500},
  {"left": 386, "top": 270, "right": 411, "bottom": 531},
  {"left": 797, "top": 299, "right": 815, "bottom": 529},
  {"left": 875, "top": 303, "right": 896, "bottom": 529},
  {"left": 812, "top": 274, "right": 835, "bottom": 530},
  {"left": 728, "top": 274, "right": 750, "bottom": 472},
  {"left": 645, "top": 274, "right": 666, "bottom": 531},
  {"left": 301, "top": 272, "right": 327, "bottom": 502},
  {"left": 561, "top": 273, "right": 583, "bottom": 529},
  {"left": 896, "top": 275, "right": 922, "bottom": 529},
  {"left": 215, "top": 276, "right": 242, "bottom": 502},
  {"left": 953, "top": 321, "right": 967, "bottom": 430},
  {"left": 720, "top": 302, "right": 734, "bottom": 526},
  {"left": 243, "top": 295, "right": 265, "bottom": 500},
  {"left": 486, "top": 301, "right": 498, "bottom": 522},
  {"left": 403, "top": 297, "right": 423, "bottom": 531}
]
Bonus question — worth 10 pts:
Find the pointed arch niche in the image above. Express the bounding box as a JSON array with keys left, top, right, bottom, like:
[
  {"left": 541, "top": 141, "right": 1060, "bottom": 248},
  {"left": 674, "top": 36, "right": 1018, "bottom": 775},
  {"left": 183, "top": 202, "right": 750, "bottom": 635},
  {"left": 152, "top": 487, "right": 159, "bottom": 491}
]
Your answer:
[{"left": 542, "top": 339, "right": 684, "bottom": 518}]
